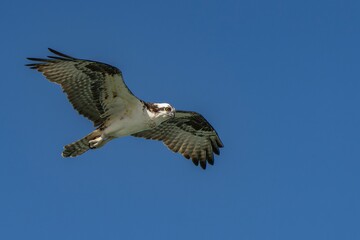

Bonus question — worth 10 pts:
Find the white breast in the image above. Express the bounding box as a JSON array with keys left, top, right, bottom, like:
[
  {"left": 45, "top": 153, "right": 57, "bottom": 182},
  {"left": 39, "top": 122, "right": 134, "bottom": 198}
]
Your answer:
[{"left": 103, "top": 101, "right": 154, "bottom": 138}]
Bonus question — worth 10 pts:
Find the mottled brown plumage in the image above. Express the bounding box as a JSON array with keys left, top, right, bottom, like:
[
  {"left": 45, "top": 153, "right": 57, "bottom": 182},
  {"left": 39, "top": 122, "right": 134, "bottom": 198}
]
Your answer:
[
  {"left": 27, "top": 49, "right": 224, "bottom": 169},
  {"left": 133, "top": 111, "right": 223, "bottom": 169}
]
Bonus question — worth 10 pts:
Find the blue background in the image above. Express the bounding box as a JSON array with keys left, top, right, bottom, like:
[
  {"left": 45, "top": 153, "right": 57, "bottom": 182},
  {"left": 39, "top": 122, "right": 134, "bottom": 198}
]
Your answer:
[{"left": 1, "top": 0, "right": 359, "bottom": 239}]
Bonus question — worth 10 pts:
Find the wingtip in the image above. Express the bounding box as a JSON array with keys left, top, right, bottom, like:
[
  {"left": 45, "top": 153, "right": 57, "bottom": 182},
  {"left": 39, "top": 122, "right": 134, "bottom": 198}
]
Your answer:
[
  {"left": 48, "top": 48, "right": 58, "bottom": 55},
  {"left": 218, "top": 139, "right": 224, "bottom": 148},
  {"left": 47, "top": 48, "right": 75, "bottom": 59},
  {"left": 25, "top": 64, "right": 38, "bottom": 69},
  {"left": 192, "top": 158, "right": 199, "bottom": 166},
  {"left": 207, "top": 156, "right": 214, "bottom": 166},
  {"left": 26, "top": 57, "right": 40, "bottom": 61},
  {"left": 200, "top": 161, "right": 207, "bottom": 170},
  {"left": 48, "top": 47, "right": 57, "bottom": 53}
]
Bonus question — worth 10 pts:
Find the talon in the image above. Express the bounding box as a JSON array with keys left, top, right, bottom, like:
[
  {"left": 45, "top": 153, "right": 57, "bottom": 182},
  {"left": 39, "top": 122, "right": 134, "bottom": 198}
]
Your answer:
[{"left": 89, "top": 137, "right": 103, "bottom": 149}]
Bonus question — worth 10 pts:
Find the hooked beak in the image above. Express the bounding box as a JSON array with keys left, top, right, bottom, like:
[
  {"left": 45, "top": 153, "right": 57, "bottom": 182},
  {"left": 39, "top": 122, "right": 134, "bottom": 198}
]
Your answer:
[{"left": 170, "top": 109, "right": 176, "bottom": 118}]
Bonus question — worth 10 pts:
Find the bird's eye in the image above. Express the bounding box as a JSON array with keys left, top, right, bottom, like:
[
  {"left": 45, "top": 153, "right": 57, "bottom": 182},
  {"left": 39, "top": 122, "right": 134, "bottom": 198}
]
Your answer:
[{"left": 165, "top": 107, "right": 171, "bottom": 112}]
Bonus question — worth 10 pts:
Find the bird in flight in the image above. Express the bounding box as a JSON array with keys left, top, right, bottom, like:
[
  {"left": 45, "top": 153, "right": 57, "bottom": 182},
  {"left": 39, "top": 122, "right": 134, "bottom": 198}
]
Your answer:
[{"left": 26, "top": 48, "right": 223, "bottom": 169}]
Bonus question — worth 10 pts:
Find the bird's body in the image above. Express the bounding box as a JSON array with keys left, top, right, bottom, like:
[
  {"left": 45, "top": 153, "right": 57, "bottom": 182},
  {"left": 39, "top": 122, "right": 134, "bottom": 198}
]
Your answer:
[{"left": 27, "top": 49, "right": 223, "bottom": 169}]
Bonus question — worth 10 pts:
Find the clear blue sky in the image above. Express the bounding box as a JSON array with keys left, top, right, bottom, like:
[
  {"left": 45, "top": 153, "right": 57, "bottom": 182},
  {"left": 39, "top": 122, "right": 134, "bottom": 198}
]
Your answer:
[{"left": 1, "top": 0, "right": 359, "bottom": 239}]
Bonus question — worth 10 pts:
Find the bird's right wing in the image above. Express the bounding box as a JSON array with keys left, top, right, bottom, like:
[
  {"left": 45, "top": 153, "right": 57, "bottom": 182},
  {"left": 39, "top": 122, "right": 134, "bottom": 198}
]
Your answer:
[{"left": 26, "top": 48, "right": 140, "bottom": 127}]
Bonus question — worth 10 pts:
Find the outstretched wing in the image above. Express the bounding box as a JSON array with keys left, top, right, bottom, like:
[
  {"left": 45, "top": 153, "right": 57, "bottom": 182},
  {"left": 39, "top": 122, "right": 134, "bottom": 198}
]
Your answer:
[
  {"left": 132, "top": 111, "right": 224, "bottom": 169},
  {"left": 26, "top": 48, "right": 139, "bottom": 127}
]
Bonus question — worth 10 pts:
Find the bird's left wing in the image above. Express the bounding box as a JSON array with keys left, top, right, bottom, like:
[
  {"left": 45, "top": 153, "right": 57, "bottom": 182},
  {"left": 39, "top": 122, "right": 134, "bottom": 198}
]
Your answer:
[
  {"left": 26, "top": 48, "right": 140, "bottom": 127},
  {"left": 132, "top": 111, "right": 224, "bottom": 169}
]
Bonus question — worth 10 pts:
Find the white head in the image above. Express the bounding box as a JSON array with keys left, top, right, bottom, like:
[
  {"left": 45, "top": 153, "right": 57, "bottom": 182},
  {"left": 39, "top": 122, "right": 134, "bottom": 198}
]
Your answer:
[{"left": 144, "top": 102, "right": 176, "bottom": 125}]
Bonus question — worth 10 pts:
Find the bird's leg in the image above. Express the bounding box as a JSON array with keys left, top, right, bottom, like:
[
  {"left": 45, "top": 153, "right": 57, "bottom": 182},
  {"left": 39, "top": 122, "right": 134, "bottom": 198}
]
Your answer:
[
  {"left": 93, "top": 136, "right": 114, "bottom": 149},
  {"left": 89, "top": 134, "right": 112, "bottom": 149},
  {"left": 89, "top": 136, "right": 103, "bottom": 149}
]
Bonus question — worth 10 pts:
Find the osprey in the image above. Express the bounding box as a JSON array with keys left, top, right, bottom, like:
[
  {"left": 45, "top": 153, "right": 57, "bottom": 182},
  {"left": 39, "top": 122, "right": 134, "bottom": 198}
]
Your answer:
[{"left": 26, "top": 49, "right": 223, "bottom": 169}]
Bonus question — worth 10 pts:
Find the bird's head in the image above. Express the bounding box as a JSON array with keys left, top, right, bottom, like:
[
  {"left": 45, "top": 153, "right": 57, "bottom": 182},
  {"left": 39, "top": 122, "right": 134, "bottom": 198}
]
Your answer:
[{"left": 145, "top": 102, "right": 175, "bottom": 124}]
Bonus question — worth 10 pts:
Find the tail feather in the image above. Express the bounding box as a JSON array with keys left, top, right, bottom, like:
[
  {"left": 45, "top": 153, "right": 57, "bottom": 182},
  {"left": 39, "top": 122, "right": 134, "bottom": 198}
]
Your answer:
[{"left": 62, "top": 130, "right": 102, "bottom": 158}]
